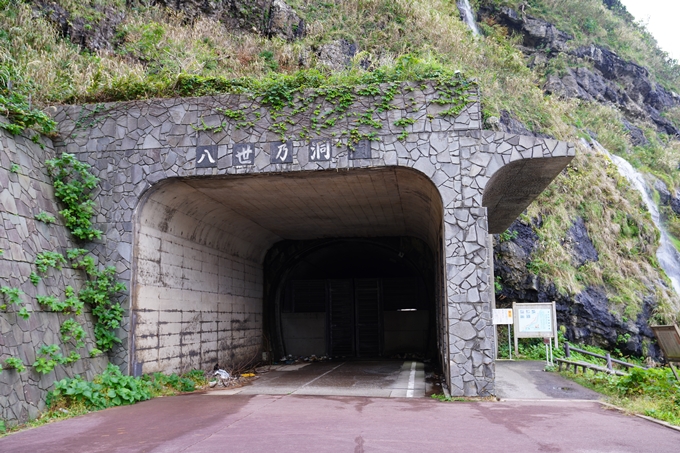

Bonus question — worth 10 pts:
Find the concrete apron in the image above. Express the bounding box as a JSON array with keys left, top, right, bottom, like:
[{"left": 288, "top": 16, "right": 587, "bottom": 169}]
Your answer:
[
  {"left": 207, "top": 361, "right": 428, "bottom": 398},
  {"left": 494, "top": 360, "right": 601, "bottom": 401}
]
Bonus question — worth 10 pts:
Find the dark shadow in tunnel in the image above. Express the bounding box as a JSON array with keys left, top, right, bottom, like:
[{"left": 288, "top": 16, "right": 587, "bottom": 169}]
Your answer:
[{"left": 263, "top": 237, "right": 437, "bottom": 363}]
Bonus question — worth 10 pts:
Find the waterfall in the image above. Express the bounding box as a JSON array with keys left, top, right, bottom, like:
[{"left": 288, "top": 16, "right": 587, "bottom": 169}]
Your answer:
[
  {"left": 590, "top": 140, "right": 680, "bottom": 297},
  {"left": 456, "top": 0, "right": 480, "bottom": 36}
]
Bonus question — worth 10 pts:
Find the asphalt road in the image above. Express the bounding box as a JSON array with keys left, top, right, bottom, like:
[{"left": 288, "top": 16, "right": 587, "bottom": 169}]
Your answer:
[
  {"left": 2, "top": 360, "right": 679, "bottom": 452},
  {"left": 2, "top": 393, "right": 679, "bottom": 452}
]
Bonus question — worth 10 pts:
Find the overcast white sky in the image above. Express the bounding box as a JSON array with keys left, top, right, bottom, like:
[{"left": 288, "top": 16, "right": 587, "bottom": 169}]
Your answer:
[{"left": 619, "top": 0, "right": 680, "bottom": 62}]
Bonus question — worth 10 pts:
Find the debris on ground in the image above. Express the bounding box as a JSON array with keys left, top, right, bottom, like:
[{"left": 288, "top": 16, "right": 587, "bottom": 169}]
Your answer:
[
  {"left": 273, "top": 354, "right": 331, "bottom": 365},
  {"left": 206, "top": 364, "right": 262, "bottom": 389}
]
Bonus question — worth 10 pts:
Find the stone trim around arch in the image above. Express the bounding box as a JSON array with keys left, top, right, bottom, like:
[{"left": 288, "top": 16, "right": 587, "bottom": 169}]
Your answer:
[{"left": 50, "top": 86, "right": 574, "bottom": 396}]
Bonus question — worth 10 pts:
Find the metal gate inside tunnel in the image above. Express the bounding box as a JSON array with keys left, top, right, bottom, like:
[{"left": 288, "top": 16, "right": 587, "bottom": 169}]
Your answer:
[{"left": 266, "top": 238, "right": 437, "bottom": 362}]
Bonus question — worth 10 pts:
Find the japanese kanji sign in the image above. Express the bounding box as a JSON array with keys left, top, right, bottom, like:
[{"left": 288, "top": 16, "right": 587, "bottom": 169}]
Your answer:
[
  {"left": 233, "top": 143, "right": 255, "bottom": 166},
  {"left": 271, "top": 141, "right": 293, "bottom": 164},
  {"left": 309, "top": 139, "right": 332, "bottom": 162},
  {"left": 195, "top": 145, "right": 218, "bottom": 168}
]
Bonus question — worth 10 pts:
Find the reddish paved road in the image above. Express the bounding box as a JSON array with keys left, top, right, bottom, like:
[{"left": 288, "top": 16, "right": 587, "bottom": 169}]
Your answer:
[{"left": 1, "top": 393, "right": 679, "bottom": 452}]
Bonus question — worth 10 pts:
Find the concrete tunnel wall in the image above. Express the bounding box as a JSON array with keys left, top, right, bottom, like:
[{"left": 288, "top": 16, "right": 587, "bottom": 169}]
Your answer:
[{"left": 133, "top": 181, "right": 265, "bottom": 375}]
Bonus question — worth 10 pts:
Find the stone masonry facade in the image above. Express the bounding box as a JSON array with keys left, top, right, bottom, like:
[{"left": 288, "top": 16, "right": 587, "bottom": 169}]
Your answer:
[
  {"left": 8, "top": 80, "right": 575, "bottom": 397},
  {"left": 0, "top": 119, "right": 108, "bottom": 425}
]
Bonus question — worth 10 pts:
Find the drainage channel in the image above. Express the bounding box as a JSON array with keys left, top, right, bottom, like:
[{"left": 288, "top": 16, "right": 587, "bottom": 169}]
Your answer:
[{"left": 206, "top": 360, "right": 427, "bottom": 398}]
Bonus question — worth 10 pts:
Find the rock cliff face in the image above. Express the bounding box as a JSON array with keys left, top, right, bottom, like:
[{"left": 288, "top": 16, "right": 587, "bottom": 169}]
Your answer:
[
  {"left": 482, "top": 6, "right": 680, "bottom": 138},
  {"left": 476, "top": 3, "right": 678, "bottom": 358},
  {"left": 493, "top": 220, "right": 660, "bottom": 358},
  {"left": 31, "top": 0, "right": 305, "bottom": 54}
]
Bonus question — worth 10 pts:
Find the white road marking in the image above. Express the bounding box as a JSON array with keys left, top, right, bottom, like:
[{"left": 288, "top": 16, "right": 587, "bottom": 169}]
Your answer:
[
  {"left": 292, "top": 362, "right": 345, "bottom": 394},
  {"left": 406, "top": 361, "right": 416, "bottom": 397}
]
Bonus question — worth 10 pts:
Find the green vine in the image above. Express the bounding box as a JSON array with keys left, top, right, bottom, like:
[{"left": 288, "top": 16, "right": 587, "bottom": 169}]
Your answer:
[
  {"left": 36, "top": 286, "right": 83, "bottom": 314},
  {"left": 393, "top": 117, "right": 416, "bottom": 128},
  {"left": 45, "top": 153, "right": 102, "bottom": 241},
  {"left": 198, "top": 56, "right": 476, "bottom": 143},
  {"left": 61, "top": 319, "right": 86, "bottom": 348},
  {"left": 1, "top": 286, "right": 30, "bottom": 319},
  {"left": 2, "top": 357, "right": 26, "bottom": 373},
  {"left": 35, "top": 211, "right": 56, "bottom": 224},
  {"left": 33, "top": 344, "right": 64, "bottom": 374},
  {"left": 64, "top": 248, "right": 126, "bottom": 352},
  {"left": 35, "top": 251, "right": 67, "bottom": 274}
]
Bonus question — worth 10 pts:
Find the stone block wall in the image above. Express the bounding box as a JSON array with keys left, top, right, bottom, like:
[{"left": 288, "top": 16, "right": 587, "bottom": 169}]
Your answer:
[{"left": 0, "top": 120, "right": 108, "bottom": 426}]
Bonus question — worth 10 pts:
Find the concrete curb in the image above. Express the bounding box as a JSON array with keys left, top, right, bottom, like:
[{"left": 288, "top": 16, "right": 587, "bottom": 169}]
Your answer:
[{"left": 598, "top": 401, "right": 680, "bottom": 433}]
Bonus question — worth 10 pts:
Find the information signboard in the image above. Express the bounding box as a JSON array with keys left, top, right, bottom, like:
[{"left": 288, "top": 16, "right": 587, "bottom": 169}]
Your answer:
[
  {"left": 513, "top": 302, "right": 557, "bottom": 355},
  {"left": 493, "top": 308, "right": 513, "bottom": 325}
]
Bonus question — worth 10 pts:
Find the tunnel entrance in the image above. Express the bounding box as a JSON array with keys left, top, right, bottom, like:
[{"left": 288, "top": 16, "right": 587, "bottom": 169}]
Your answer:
[
  {"left": 267, "top": 238, "right": 436, "bottom": 360},
  {"left": 132, "top": 167, "right": 445, "bottom": 376}
]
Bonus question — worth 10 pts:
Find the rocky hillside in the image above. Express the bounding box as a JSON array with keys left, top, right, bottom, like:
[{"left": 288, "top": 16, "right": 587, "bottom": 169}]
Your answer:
[{"left": 1, "top": 0, "right": 679, "bottom": 358}]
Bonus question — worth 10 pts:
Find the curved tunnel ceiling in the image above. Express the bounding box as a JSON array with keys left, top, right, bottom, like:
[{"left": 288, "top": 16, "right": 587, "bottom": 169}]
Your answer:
[
  {"left": 482, "top": 156, "right": 573, "bottom": 233},
  {"left": 138, "top": 167, "right": 444, "bottom": 263}
]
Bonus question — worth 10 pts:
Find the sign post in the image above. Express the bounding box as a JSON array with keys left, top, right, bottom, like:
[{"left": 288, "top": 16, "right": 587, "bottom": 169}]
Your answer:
[
  {"left": 513, "top": 302, "right": 558, "bottom": 357},
  {"left": 493, "top": 308, "right": 514, "bottom": 360}
]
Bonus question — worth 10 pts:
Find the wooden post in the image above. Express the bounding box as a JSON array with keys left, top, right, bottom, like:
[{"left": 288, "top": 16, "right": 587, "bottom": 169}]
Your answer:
[
  {"left": 564, "top": 342, "right": 570, "bottom": 358},
  {"left": 606, "top": 353, "right": 613, "bottom": 372},
  {"left": 670, "top": 362, "right": 680, "bottom": 382}
]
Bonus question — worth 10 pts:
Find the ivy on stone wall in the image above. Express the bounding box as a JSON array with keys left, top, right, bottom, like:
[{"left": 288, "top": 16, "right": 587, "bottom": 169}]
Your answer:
[
  {"left": 45, "top": 153, "right": 102, "bottom": 241},
  {"left": 0, "top": 286, "right": 29, "bottom": 320},
  {"left": 189, "top": 57, "right": 476, "bottom": 144},
  {"left": 70, "top": 249, "right": 125, "bottom": 352},
  {"left": 38, "top": 156, "right": 126, "bottom": 353}
]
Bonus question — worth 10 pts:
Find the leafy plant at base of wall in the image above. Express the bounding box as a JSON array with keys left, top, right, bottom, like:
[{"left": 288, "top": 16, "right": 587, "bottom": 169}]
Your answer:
[
  {"left": 47, "top": 364, "right": 205, "bottom": 411},
  {"left": 45, "top": 153, "right": 102, "bottom": 241},
  {"left": 35, "top": 251, "right": 67, "bottom": 274},
  {"left": 35, "top": 211, "right": 56, "bottom": 224},
  {"left": 49, "top": 364, "right": 153, "bottom": 410},
  {"left": 3, "top": 357, "right": 26, "bottom": 373},
  {"left": 60, "top": 319, "right": 86, "bottom": 348},
  {"left": 1, "top": 286, "right": 30, "bottom": 319},
  {"left": 33, "top": 344, "right": 64, "bottom": 374}
]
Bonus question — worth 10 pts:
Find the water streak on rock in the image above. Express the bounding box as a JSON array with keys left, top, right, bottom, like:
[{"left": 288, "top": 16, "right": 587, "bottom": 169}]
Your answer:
[
  {"left": 457, "top": 0, "right": 480, "bottom": 35},
  {"left": 591, "top": 140, "right": 680, "bottom": 303}
]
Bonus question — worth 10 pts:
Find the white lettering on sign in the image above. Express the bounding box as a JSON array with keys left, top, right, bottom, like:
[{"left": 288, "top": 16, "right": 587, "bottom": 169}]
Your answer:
[
  {"left": 197, "top": 148, "right": 216, "bottom": 164},
  {"left": 275, "top": 143, "right": 289, "bottom": 161},
  {"left": 311, "top": 140, "right": 331, "bottom": 160},
  {"left": 235, "top": 145, "right": 254, "bottom": 165}
]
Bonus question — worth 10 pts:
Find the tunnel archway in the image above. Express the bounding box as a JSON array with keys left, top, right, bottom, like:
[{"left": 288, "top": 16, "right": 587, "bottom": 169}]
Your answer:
[{"left": 131, "top": 167, "right": 446, "bottom": 375}]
